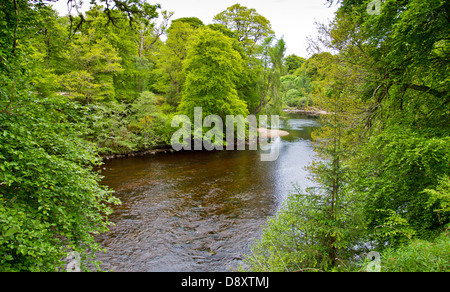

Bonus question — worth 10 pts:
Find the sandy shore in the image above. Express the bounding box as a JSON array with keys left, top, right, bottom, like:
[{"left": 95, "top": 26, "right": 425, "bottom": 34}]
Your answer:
[{"left": 257, "top": 128, "right": 290, "bottom": 138}]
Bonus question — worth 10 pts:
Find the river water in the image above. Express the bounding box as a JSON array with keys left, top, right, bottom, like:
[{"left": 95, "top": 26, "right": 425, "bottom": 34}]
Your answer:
[{"left": 95, "top": 114, "right": 320, "bottom": 271}]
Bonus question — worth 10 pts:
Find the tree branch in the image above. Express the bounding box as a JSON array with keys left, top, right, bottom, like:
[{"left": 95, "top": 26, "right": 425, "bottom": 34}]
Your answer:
[{"left": 404, "top": 83, "right": 448, "bottom": 99}]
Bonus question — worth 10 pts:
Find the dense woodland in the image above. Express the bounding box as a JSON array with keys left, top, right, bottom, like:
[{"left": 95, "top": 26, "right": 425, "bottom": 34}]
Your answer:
[{"left": 1, "top": 0, "right": 449, "bottom": 272}]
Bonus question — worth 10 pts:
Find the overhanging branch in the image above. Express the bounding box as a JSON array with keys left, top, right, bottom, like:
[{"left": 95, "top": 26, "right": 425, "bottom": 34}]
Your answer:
[{"left": 404, "top": 83, "right": 448, "bottom": 99}]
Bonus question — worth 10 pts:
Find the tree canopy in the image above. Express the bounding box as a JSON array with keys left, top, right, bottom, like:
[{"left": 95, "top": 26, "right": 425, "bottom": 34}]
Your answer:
[
  {"left": 178, "top": 28, "right": 249, "bottom": 119},
  {"left": 213, "top": 3, "right": 274, "bottom": 51}
]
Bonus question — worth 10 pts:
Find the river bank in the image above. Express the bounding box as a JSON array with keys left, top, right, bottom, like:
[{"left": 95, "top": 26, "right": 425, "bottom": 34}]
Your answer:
[
  {"left": 257, "top": 128, "right": 290, "bottom": 138},
  {"left": 102, "top": 147, "right": 174, "bottom": 160},
  {"left": 283, "top": 107, "right": 329, "bottom": 116},
  {"left": 102, "top": 129, "right": 291, "bottom": 160}
]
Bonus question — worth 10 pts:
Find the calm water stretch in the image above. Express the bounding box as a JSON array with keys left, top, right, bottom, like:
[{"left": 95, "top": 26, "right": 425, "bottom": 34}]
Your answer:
[{"left": 95, "top": 114, "right": 320, "bottom": 272}]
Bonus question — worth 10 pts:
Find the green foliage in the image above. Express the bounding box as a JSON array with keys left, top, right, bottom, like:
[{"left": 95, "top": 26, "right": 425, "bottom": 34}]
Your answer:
[
  {"left": 81, "top": 101, "right": 135, "bottom": 154},
  {"left": 60, "top": 29, "right": 124, "bottom": 103},
  {"left": 372, "top": 209, "right": 417, "bottom": 247},
  {"left": 424, "top": 176, "right": 450, "bottom": 221},
  {"left": 297, "top": 52, "right": 335, "bottom": 84},
  {"left": 178, "top": 28, "right": 249, "bottom": 119},
  {"left": 254, "top": 37, "right": 287, "bottom": 115},
  {"left": 0, "top": 95, "right": 119, "bottom": 271},
  {"left": 352, "top": 128, "right": 450, "bottom": 245},
  {"left": 127, "top": 91, "right": 173, "bottom": 149},
  {"left": 79, "top": 94, "right": 172, "bottom": 155},
  {"left": 244, "top": 51, "right": 368, "bottom": 271},
  {"left": 379, "top": 233, "right": 450, "bottom": 272},
  {"left": 284, "top": 89, "right": 308, "bottom": 108},
  {"left": 303, "top": 0, "right": 450, "bottom": 270},
  {"left": 243, "top": 186, "right": 364, "bottom": 272},
  {"left": 156, "top": 21, "right": 194, "bottom": 106},
  {"left": 60, "top": 0, "right": 160, "bottom": 31},
  {"left": 213, "top": 3, "right": 274, "bottom": 52},
  {"left": 284, "top": 54, "right": 306, "bottom": 74},
  {"left": 8, "top": 0, "right": 449, "bottom": 274},
  {"left": 243, "top": 0, "right": 449, "bottom": 270},
  {"left": 280, "top": 73, "right": 313, "bottom": 108},
  {"left": 0, "top": 0, "right": 169, "bottom": 272},
  {"left": 1, "top": 1, "right": 282, "bottom": 160},
  {"left": 171, "top": 17, "right": 204, "bottom": 29},
  {"left": 278, "top": 52, "right": 338, "bottom": 109}
]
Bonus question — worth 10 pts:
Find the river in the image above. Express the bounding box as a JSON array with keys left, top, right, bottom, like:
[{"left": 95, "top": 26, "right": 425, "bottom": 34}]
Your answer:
[{"left": 95, "top": 114, "right": 320, "bottom": 272}]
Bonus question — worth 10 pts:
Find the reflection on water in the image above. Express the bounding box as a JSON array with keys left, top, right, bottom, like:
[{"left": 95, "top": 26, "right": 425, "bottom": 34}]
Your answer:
[{"left": 95, "top": 114, "right": 319, "bottom": 271}]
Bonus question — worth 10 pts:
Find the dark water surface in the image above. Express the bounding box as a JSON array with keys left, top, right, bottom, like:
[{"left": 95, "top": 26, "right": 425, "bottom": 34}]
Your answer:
[{"left": 95, "top": 114, "right": 319, "bottom": 271}]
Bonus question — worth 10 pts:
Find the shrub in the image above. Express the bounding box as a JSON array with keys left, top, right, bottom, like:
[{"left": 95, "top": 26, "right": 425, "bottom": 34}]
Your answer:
[
  {"left": 0, "top": 96, "right": 119, "bottom": 271},
  {"left": 378, "top": 233, "right": 450, "bottom": 272}
]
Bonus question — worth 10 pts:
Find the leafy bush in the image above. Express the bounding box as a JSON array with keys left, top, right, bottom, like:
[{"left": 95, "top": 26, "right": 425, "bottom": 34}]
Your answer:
[
  {"left": 79, "top": 92, "right": 174, "bottom": 155},
  {"left": 353, "top": 127, "right": 450, "bottom": 245},
  {"left": 283, "top": 89, "right": 312, "bottom": 108},
  {"left": 127, "top": 91, "right": 174, "bottom": 149},
  {"left": 0, "top": 96, "right": 119, "bottom": 271},
  {"left": 281, "top": 74, "right": 313, "bottom": 108},
  {"left": 378, "top": 233, "right": 450, "bottom": 272},
  {"left": 81, "top": 101, "right": 135, "bottom": 154},
  {"left": 242, "top": 186, "right": 364, "bottom": 272}
]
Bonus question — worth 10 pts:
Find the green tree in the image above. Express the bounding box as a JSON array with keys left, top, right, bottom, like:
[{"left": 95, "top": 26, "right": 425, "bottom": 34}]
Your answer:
[
  {"left": 156, "top": 21, "right": 195, "bottom": 106},
  {"left": 127, "top": 91, "right": 172, "bottom": 148},
  {"left": 0, "top": 96, "right": 119, "bottom": 271},
  {"left": 316, "top": 0, "right": 450, "bottom": 250},
  {"left": 352, "top": 129, "right": 450, "bottom": 245},
  {"left": 280, "top": 67, "right": 313, "bottom": 108},
  {"left": 246, "top": 0, "right": 449, "bottom": 272},
  {"left": 62, "top": 0, "right": 159, "bottom": 34},
  {"left": 331, "top": 0, "right": 449, "bottom": 246},
  {"left": 133, "top": 9, "right": 173, "bottom": 95},
  {"left": 284, "top": 54, "right": 306, "bottom": 74},
  {"left": 60, "top": 29, "right": 124, "bottom": 103},
  {"left": 213, "top": 3, "right": 274, "bottom": 54},
  {"left": 178, "top": 28, "right": 249, "bottom": 119},
  {"left": 212, "top": 4, "right": 283, "bottom": 115},
  {"left": 254, "top": 37, "right": 287, "bottom": 115},
  {"left": 0, "top": 0, "right": 177, "bottom": 272},
  {"left": 244, "top": 52, "right": 367, "bottom": 271},
  {"left": 0, "top": 0, "right": 120, "bottom": 271},
  {"left": 171, "top": 17, "right": 204, "bottom": 29},
  {"left": 61, "top": 4, "right": 167, "bottom": 101}
]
